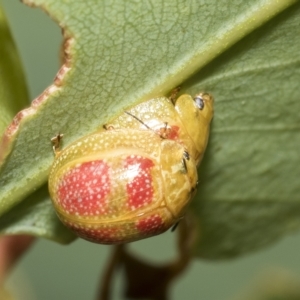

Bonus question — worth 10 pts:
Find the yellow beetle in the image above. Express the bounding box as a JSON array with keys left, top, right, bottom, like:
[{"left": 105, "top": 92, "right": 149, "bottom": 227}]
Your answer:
[{"left": 48, "top": 91, "right": 213, "bottom": 244}]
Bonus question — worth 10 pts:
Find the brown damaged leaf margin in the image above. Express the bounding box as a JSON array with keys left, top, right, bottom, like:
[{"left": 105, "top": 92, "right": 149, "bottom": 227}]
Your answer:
[{"left": 0, "top": 1, "right": 73, "bottom": 164}]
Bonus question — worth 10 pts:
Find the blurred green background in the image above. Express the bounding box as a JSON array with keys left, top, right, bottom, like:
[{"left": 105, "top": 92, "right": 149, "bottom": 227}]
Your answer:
[{"left": 1, "top": 0, "right": 300, "bottom": 299}]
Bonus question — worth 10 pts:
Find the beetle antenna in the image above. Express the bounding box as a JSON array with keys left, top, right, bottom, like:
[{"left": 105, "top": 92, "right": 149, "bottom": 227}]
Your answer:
[
  {"left": 124, "top": 111, "right": 152, "bottom": 130},
  {"left": 125, "top": 111, "right": 167, "bottom": 140}
]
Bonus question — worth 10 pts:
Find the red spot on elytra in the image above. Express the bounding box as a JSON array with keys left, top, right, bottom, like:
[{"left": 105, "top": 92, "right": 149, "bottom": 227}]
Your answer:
[
  {"left": 167, "top": 125, "right": 180, "bottom": 140},
  {"left": 136, "top": 214, "right": 165, "bottom": 235},
  {"left": 125, "top": 156, "right": 155, "bottom": 209},
  {"left": 66, "top": 223, "right": 125, "bottom": 244},
  {"left": 57, "top": 160, "right": 110, "bottom": 216}
]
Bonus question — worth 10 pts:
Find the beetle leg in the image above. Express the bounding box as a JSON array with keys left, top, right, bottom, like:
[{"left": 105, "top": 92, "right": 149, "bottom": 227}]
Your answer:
[
  {"left": 157, "top": 122, "right": 169, "bottom": 139},
  {"left": 51, "top": 133, "right": 64, "bottom": 155},
  {"left": 171, "top": 216, "right": 184, "bottom": 232},
  {"left": 181, "top": 156, "right": 188, "bottom": 174},
  {"left": 183, "top": 150, "right": 190, "bottom": 161},
  {"left": 181, "top": 149, "right": 191, "bottom": 174},
  {"left": 169, "top": 87, "right": 181, "bottom": 104},
  {"left": 103, "top": 124, "right": 115, "bottom": 130},
  {"left": 171, "top": 222, "right": 179, "bottom": 232}
]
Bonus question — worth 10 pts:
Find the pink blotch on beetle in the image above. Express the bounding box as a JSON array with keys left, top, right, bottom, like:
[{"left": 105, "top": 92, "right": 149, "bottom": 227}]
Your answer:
[
  {"left": 136, "top": 214, "right": 164, "bottom": 235},
  {"left": 125, "top": 155, "right": 155, "bottom": 209},
  {"left": 67, "top": 223, "right": 122, "bottom": 244},
  {"left": 57, "top": 160, "right": 110, "bottom": 216}
]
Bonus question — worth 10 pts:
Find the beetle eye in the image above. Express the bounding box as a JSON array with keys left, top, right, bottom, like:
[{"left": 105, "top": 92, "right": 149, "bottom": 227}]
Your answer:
[{"left": 194, "top": 95, "right": 204, "bottom": 110}]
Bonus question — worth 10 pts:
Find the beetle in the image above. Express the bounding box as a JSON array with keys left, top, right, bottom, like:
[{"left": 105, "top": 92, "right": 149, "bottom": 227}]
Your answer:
[{"left": 48, "top": 91, "right": 213, "bottom": 244}]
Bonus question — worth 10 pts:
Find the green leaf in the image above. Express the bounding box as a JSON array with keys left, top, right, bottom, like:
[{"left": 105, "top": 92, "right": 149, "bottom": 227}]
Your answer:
[
  {"left": 0, "top": 6, "right": 29, "bottom": 134},
  {"left": 191, "top": 3, "right": 300, "bottom": 258},
  {"left": 0, "top": 184, "right": 75, "bottom": 243},
  {"left": 0, "top": 0, "right": 299, "bottom": 258}
]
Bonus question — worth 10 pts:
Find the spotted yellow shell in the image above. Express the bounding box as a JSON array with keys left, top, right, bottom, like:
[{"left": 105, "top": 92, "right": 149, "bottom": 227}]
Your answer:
[{"left": 48, "top": 92, "right": 213, "bottom": 244}]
